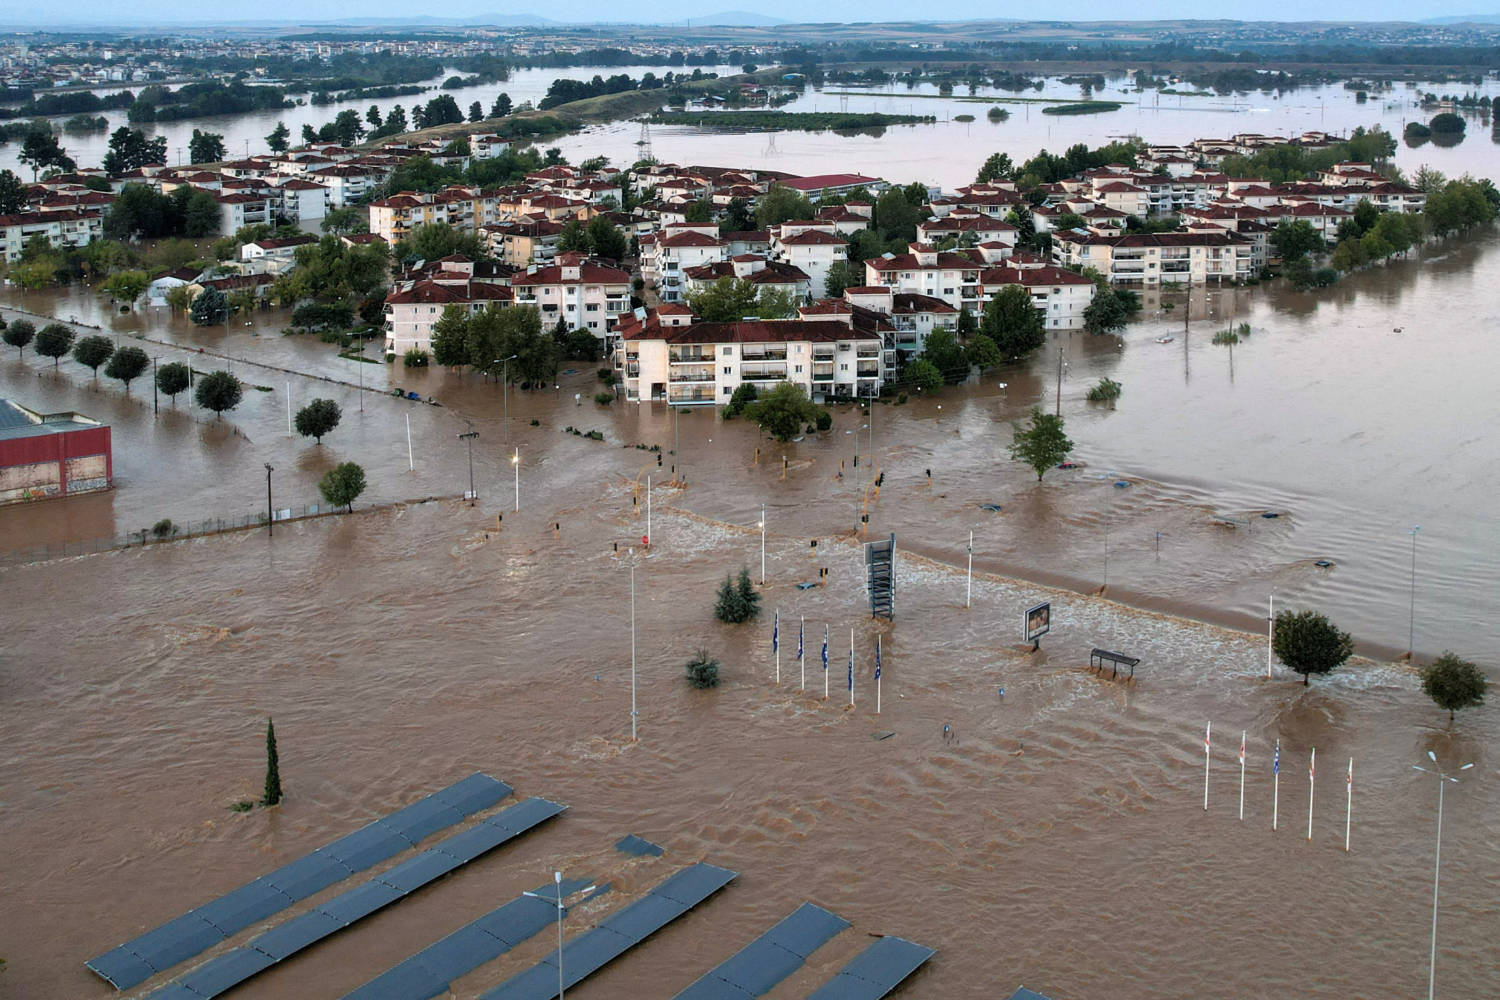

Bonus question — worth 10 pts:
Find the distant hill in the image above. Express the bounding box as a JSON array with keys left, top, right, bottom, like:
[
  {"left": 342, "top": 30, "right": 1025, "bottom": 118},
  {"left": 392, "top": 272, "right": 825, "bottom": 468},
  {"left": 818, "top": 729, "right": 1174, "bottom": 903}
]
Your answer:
[
  {"left": 687, "top": 11, "right": 793, "bottom": 26},
  {"left": 1422, "top": 13, "right": 1500, "bottom": 22}
]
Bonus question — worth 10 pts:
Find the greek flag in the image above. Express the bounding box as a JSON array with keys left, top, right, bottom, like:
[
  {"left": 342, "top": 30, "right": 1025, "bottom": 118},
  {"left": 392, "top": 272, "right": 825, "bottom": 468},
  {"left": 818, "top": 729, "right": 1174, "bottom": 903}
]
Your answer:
[
  {"left": 797, "top": 619, "right": 803, "bottom": 660},
  {"left": 1274, "top": 739, "right": 1280, "bottom": 775},
  {"left": 772, "top": 610, "right": 778, "bottom": 654},
  {"left": 875, "top": 635, "right": 882, "bottom": 681},
  {"left": 847, "top": 642, "right": 853, "bottom": 692},
  {"left": 821, "top": 627, "right": 828, "bottom": 672}
]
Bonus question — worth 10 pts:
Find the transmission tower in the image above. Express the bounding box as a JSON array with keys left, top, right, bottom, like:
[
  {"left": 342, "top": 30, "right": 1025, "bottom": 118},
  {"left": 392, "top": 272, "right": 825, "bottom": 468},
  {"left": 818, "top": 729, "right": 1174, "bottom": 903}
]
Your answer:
[{"left": 637, "top": 120, "right": 654, "bottom": 162}]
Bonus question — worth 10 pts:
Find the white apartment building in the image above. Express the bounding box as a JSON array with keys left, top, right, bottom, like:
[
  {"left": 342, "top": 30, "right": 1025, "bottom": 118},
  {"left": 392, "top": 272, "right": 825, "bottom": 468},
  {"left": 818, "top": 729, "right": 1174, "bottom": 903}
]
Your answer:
[
  {"left": 0, "top": 210, "right": 104, "bottom": 261},
  {"left": 771, "top": 228, "right": 846, "bottom": 297},
  {"left": 1051, "top": 230, "right": 1254, "bottom": 285},
  {"left": 511, "top": 253, "right": 631, "bottom": 339},
  {"left": 382, "top": 279, "right": 513, "bottom": 357},
  {"left": 640, "top": 226, "right": 728, "bottom": 303},
  {"left": 614, "top": 310, "right": 887, "bottom": 405}
]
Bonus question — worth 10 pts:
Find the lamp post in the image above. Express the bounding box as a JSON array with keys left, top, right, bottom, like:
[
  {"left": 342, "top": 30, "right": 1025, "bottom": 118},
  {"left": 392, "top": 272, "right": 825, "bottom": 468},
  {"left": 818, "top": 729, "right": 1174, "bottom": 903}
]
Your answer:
[
  {"left": 1412, "top": 752, "right": 1474, "bottom": 1000},
  {"left": 495, "top": 354, "right": 518, "bottom": 439},
  {"left": 672, "top": 404, "right": 680, "bottom": 481},
  {"left": 264, "top": 464, "right": 273, "bottom": 536},
  {"left": 629, "top": 548, "right": 637, "bottom": 742},
  {"left": 458, "top": 430, "right": 478, "bottom": 503},
  {"left": 1408, "top": 524, "right": 1421, "bottom": 660},
  {"left": 523, "top": 871, "right": 568, "bottom": 1000},
  {"left": 512, "top": 446, "right": 519, "bottom": 512},
  {"left": 152, "top": 356, "right": 158, "bottom": 416},
  {"left": 356, "top": 334, "right": 365, "bottom": 413},
  {"left": 758, "top": 504, "right": 766, "bottom": 585}
]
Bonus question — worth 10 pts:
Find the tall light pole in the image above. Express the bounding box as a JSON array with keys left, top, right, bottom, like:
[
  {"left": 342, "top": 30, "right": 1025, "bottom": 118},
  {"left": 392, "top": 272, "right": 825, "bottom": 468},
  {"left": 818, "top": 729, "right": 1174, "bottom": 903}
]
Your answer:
[
  {"left": 672, "top": 404, "right": 681, "bottom": 482},
  {"left": 512, "top": 447, "right": 519, "bottom": 512},
  {"left": 264, "top": 464, "right": 273, "bottom": 536},
  {"left": 1412, "top": 752, "right": 1474, "bottom": 1000},
  {"left": 152, "top": 356, "right": 158, "bottom": 416},
  {"left": 523, "top": 871, "right": 568, "bottom": 1000},
  {"left": 758, "top": 504, "right": 766, "bottom": 585},
  {"left": 1102, "top": 471, "right": 1118, "bottom": 592},
  {"left": 629, "top": 548, "right": 637, "bottom": 742},
  {"left": 495, "top": 354, "right": 518, "bottom": 439},
  {"left": 1408, "top": 524, "right": 1421, "bottom": 660},
  {"left": 458, "top": 430, "right": 478, "bottom": 503},
  {"left": 356, "top": 334, "right": 365, "bottom": 412}
]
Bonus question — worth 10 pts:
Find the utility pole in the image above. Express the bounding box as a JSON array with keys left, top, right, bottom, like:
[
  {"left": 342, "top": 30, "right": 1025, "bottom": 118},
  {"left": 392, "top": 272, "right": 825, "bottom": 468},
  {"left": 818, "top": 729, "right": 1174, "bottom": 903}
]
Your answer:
[
  {"left": 1055, "top": 346, "right": 1065, "bottom": 417},
  {"left": 458, "top": 431, "right": 478, "bottom": 503},
  {"left": 264, "top": 464, "right": 274, "bottom": 537}
]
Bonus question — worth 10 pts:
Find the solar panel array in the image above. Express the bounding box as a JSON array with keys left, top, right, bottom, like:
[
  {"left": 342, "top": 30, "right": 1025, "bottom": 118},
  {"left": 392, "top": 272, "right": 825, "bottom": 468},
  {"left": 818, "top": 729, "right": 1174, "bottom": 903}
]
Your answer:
[
  {"left": 341, "top": 875, "right": 595, "bottom": 1000},
  {"left": 85, "top": 773, "right": 513, "bottom": 991},
  {"left": 141, "top": 796, "right": 566, "bottom": 1000},
  {"left": 479, "top": 863, "right": 738, "bottom": 1000},
  {"left": 674, "top": 902, "right": 850, "bottom": 1000},
  {"left": 1007, "top": 989, "right": 1053, "bottom": 1000},
  {"left": 804, "top": 935, "right": 936, "bottom": 1000}
]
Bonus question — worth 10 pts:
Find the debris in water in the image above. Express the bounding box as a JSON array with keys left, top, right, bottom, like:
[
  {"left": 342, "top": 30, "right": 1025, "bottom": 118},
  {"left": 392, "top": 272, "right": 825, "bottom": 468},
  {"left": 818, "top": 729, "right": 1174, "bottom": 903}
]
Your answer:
[{"left": 873, "top": 731, "right": 896, "bottom": 741}]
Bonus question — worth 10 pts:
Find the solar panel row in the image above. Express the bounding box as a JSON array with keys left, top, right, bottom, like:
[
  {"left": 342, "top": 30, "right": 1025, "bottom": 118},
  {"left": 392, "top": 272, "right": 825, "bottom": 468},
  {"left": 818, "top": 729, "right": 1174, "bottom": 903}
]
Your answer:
[
  {"left": 85, "top": 773, "right": 513, "bottom": 991},
  {"left": 479, "top": 863, "right": 738, "bottom": 1000},
  {"left": 673, "top": 902, "right": 851, "bottom": 1000},
  {"left": 803, "top": 935, "right": 936, "bottom": 1000},
  {"left": 340, "top": 876, "right": 595, "bottom": 1000},
  {"left": 140, "top": 797, "right": 566, "bottom": 1000}
]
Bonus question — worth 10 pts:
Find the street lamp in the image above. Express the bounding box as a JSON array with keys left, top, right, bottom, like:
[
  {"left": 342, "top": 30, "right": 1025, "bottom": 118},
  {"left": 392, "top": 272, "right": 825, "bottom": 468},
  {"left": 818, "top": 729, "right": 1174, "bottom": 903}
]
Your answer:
[
  {"left": 1412, "top": 752, "right": 1474, "bottom": 1000},
  {"left": 1408, "top": 524, "right": 1421, "bottom": 660},
  {"left": 458, "top": 431, "right": 478, "bottom": 503},
  {"left": 672, "top": 404, "right": 680, "bottom": 481},
  {"left": 264, "top": 464, "right": 274, "bottom": 536},
  {"left": 523, "top": 871, "right": 569, "bottom": 1000},
  {"left": 511, "top": 447, "right": 519, "bottom": 512},
  {"left": 758, "top": 504, "right": 766, "bottom": 585},
  {"left": 495, "top": 354, "right": 518, "bottom": 438},
  {"left": 355, "top": 334, "right": 365, "bottom": 413},
  {"left": 629, "top": 548, "right": 637, "bottom": 742}
]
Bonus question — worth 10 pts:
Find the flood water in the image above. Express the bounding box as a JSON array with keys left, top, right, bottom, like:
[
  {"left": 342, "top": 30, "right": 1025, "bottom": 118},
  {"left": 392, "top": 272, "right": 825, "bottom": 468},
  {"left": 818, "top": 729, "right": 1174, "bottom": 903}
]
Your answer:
[{"left": 3, "top": 84, "right": 1500, "bottom": 999}]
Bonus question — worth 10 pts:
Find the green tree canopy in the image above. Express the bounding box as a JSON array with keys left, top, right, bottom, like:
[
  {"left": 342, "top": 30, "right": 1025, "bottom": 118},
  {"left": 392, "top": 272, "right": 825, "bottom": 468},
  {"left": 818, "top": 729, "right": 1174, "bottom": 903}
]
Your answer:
[
  {"left": 102, "top": 270, "right": 150, "bottom": 306},
  {"left": 902, "top": 358, "right": 943, "bottom": 395},
  {"left": 0, "top": 168, "right": 26, "bottom": 214},
  {"left": 1009, "top": 406, "right": 1073, "bottom": 482},
  {"left": 190, "top": 286, "right": 230, "bottom": 326},
  {"left": 102, "top": 126, "right": 166, "bottom": 175},
  {"left": 104, "top": 345, "right": 149, "bottom": 392},
  {"left": 156, "top": 360, "right": 191, "bottom": 404},
  {"left": 194, "top": 369, "right": 243, "bottom": 419},
  {"left": 430, "top": 304, "right": 472, "bottom": 368},
  {"left": 265, "top": 122, "right": 290, "bottom": 154},
  {"left": 188, "top": 129, "right": 226, "bottom": 164},
  {"left": 1272, "top": 609, "right": 1354, "bottom": 685},
  {"left": 982, "top": 285, "right": 1046, "bottom": 359},
  {"left": 1421, "top": 651, "right": 1487, "bottom": 721},
  {"left": 966, "top": 333, "right": 1002, "bottom": 368},
  {"left": 1083, "top": 287, "right": 1131, "bottom": 335},
  {"left": 72, "top": 335, "right": 114, "bottom": 380},
  {"left": 921, "top": 327, "right": 968, "bottom": 381},
  {"left": 2, "top": 318, "right": 35, "bottom": 357},
  {"left": 755, "top": 184, "right": 815, "bottom": 228},
  {"left": 742, "top": 381, "right": 820, "bottom": 441},
  {"left": 34, "top": 323, "right": 75, "bottom": 369},
  {"left": 295, "top": 398, "right": 343, "bottom": 444},
  {"left": 319, "top": 461, "right": 367, "bottom": 512}
]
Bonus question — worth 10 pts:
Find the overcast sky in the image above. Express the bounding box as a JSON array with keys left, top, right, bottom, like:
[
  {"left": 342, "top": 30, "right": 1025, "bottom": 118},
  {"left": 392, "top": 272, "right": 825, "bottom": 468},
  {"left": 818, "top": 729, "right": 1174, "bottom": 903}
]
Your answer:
[{"left": 6, "top": 2, "right": 1489, "bottom": 27}]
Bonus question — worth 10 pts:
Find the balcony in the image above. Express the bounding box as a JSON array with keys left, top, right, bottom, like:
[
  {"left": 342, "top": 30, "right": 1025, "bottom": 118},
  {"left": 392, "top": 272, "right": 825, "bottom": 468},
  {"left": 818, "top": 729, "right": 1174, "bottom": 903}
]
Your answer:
[
  {"left": 857, "top": 362, "right": 880, "bottom": 376},
  {"left": 740, "top": 363, "right": 787, "bottom": 380},
  {"left": 669, "top": 349, "right": 713, "bottom": 363},
  {"left": 669, "top": 368, "right": 714, "bottom": 382},
  {"left": 740, "top": 348, "right": 788, "bottom": 361},
  {"left": 856, "top": 347, "right": 879, "bottom": 358},
  {"left": 668, "top": 388, "right": 716, "bottom": 404}
]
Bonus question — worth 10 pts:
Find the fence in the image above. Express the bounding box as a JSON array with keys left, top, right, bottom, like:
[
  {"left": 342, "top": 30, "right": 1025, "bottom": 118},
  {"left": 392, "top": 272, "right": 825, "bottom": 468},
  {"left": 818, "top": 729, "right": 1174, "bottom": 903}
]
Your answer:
[{"left": 0, "top": 495, "right": 460, "bottom": 568}]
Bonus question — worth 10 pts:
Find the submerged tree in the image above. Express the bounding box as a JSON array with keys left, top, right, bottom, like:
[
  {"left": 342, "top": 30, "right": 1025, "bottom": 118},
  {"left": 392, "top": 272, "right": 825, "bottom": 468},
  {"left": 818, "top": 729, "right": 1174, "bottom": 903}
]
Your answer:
[
  {"left": 1009, "top": 407, "right": 1073, "bottom": 482},
  {"left": 262, "top": 717, "right": 282, "bottom": 807},
  {"left": 1272, "top": 609, "right": 1354, "bottom": 685},
  {"left": 1421, "top": 651, "right": 1487, "bottom": 722}
]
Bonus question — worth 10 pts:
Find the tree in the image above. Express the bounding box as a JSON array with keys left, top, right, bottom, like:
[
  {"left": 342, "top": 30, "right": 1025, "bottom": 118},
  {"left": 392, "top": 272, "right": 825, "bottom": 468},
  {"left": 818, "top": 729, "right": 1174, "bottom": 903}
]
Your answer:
[
  {"left": 188, "top": 129, "right": 226, "bottom": 165},
  {"left": 685, "top": 649, "right": 721, "bottom": 689},
  {"left": 742, "top": 381, "right": 820, "bottom": 441},
  {"left": 1009, "top": 406, "right": 1073, "bottom": 482},
  {"left": 104, "top": 346, "right": 149, "bottom": 393},
  {"left": 1083, "top": 287, "right": 1130, "bottom": 335},
  {"left": 294, "top": 398, "right": 342, "bottom": 444},
  {"left": 1271, "top": 609, "right": 1354, "bottom": 685},
  {"left": 194, "top": 370, "right": 243, "bottom": 419},
  {"left": 73, "top": 335, "right": 115, "bottom": 382},
  {"left": 2, "top": 318, "right": 35, "bottom": 358},
  {"left": 585, "top": 216, "right": 627, "bottom": 260},
  {"left": 1271, "top": 220, "right": 1323, "bottom": 262},
  {"left": 558, "top": 218, "right": 589, "bottom": 253},
  {"left": 34, "top": 323, "right": 75, "bottom": 370},
  {"left": 156, "top": 361, "right": 191, "bottom": 405},
  {"left": 873, "top": 187, "right": 918, "bottom": 242},
  {"left": 982, "top": 285, "right": 1046, "bottom": 359},
  {"left": 1421, "top": 652, "right": 1487, "bottom": 722},
  {"left": 430, "top": 305, "right": 472, "bottom": 368},
  {"left": 468, "top": 101, "right": 484, "bottom": 123},
  {"left": 102, "top": 126, "right": 164, "bottom": 175},
  {"left": 319, "top": 461, "right": 367, "bottom": 513},
  {"left": 265, "top": 122, "right": 290, "bottom": 154},
  {"left": 977, "top": 152, "right": 1014, "bottom": 183},
  {"left": 756, "top": 184, "right": 815, "bottom": 228},
  {"left": 262, "top": 717, "right": 282, "bottom": 807},
  {"left": 957, "top": 307, "right": 978, "bottom": 336},
  {"left": 320, "top": 206, "right": 368, "bottom": 235},
  {"left": 736, "top": 567, "right": 761, "bottom": 618},
  {"left": 564, "top": 328, "right": 602, "bottom": 362},
  {"left": 1429, "top": 112, "right": 1465, "bottom": 135},
  {"left": 490, "top": 92, "right": 512, "bottom": 118},
  {"left": 720, "top": 197, "right": 755, "bottom": 234},
  {"left": 921, "top": 327, "right": 968, "bottom": 381},
  {"left": 164, "top": 285, "right": 192, "bottom": 313},
  {"left": 824, "top": 260, "right": 853, "bottom": 298},
  {"left": 903, "top": 358, "right": 943, "bottom": 395},
  {"left": 0, "top": 168, "right": 25, "bottom": 214},
  {"left": 190, "top": 286, "right": 230, "bottom": 326},
  {"left": 715, "top": 574, "right": 748, "bottom": 623},
  {"left": 102, "top": 270, "right": 149, "bottom": 307},
  {"left": 722, "top": 381, "right": 758, "bottom": 418},
  {"left": 20, "top": 130, "right": 74, "bottom": 179},
  {"left": 966, "top": 333, "right": 1002, "bottom": 368}
]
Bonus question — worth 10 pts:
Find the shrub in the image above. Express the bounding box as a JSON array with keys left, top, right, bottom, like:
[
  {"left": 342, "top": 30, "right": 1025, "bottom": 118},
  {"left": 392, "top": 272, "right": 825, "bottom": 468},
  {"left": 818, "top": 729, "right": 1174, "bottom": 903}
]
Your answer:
[
  {"left": 815, "top": 409, "right": 833, "bottom": 431},
  {"left": 685, "top": 649, "right": 721, "bottom": 689},
  {"left": 1272, "top": 609, "right": 1354, "bottom": 685},
  {"left": 1086, "top": 377, "right": 1122, "bottom": 402},
  {"left": 151, "top": 518, "right": 176, "bottom": 538},
  {"left": 714, "top": 567, "right": 762, "bottom": 623},
  {"left": 1421, "top": 651, "right": 1487, "bottom": 721},
  {"left": 594, "top": 391, "right": 614, "bottom": 405},
  {"left": 403, "top": 348, "right": 429, "bottom": 367}
]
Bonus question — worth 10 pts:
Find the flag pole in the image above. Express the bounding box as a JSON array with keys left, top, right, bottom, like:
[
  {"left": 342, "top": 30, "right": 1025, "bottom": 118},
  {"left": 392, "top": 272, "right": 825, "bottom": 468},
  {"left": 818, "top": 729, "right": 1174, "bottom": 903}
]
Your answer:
[
  {"left": 1307, "top": 748, "right": 1316, "bottom": 841},
  {"left": 1273, "top": 738, "right": 1280, "bottom": 831},
  {"left": 1267, "top": 593, "right": 1274, "bottom": 678},
  {"left": 774, "top": 608, "right": 780, "bottom": 684},
  {"left": 848, "top": 627, "right": 855, "bottom": 707},
  {"left": 876, "top": 635, "right": 882, "bottom": 714},
  {"left": 1239, "top": 731, "right": 1246, "bottom": 821},
  {"left": 799, "top": 616, "right": 805, "bottom": 693},
  {"left": 823, "top": 625, "right": 829, "bottom": 701},
  {"left": 1345, "top": 757, "right": 1353, "bottom": 852},
  {"left": 646, "top": 475, "right": 651, "bottom": 546},
  {"left": 965, "top": 530, "right": 973, "bottom": 608},
  {"left": 1203, "top": 722, "right": 1211, "bottom": 811}
]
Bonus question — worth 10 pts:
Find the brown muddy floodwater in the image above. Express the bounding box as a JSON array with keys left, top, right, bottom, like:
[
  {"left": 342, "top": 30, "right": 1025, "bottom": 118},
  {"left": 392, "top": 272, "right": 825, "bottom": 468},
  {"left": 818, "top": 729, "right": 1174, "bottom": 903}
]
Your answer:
[{"left": 2, "top": 231, "right": 1500, "bottom": 998}]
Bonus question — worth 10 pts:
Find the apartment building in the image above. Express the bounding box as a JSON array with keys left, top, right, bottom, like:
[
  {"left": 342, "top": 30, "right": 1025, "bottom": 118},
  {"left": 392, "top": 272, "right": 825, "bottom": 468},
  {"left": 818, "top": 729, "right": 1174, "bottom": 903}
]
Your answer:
[
  {"left": 382, "top": 279, "right": 513, "bottom": 357},
  {"left": 511, "top": 253, "right": 631, "bottom": 339},
  {"left": 0, "top": 209, "right": 104, "bottom": 261},
  {"left": 640, "top": 225, "right": 728, "bottom": 302},
  {"left": 1051, "top": 230, "right": 1254, "bottom": 285}
]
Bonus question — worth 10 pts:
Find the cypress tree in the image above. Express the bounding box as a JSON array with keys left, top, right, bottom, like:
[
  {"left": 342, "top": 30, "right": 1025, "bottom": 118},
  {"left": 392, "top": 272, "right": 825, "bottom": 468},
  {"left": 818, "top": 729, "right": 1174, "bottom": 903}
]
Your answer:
[
  {"left": 262, "top": 717, "right": 282, "bottom": 806},
  {"left": 714, "top": 574, "right": 744, "bottom": 623},
  {"left": 736, "top": 567, "right": 761, "bottom": 621}
]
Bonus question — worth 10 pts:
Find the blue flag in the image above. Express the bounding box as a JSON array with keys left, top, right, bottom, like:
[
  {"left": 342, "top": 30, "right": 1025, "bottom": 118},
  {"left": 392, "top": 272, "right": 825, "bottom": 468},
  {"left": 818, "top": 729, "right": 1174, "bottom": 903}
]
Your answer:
[
  {"left": 847, "top": 642, "right": 853, "bottom": 692},
  {"left": 797, "top": 619, "right": 804, "bottom": 660},
  {"left": 772, "top": 610, "right": 778, "bottom": 654},
  {"left": 875, "top": 636, "right": 882, "bottom": 681},
  {"left": 1274, "top": 739, "right": 1280, "bottom": 775},
  {"left": 821, "top": 627, "right": 828, "bottom": 672}
]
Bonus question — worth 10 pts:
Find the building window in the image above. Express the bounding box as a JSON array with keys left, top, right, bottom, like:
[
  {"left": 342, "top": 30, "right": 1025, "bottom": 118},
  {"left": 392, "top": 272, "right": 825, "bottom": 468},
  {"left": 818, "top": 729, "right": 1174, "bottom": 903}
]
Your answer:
[
  {"left": 840, "top": 363, "right": 848, "bottom": 372},
  {"left": 722, "top": 347, "right": 732, "bottom": 356},
  {"left": 722, "top": 386, "right": 732, "bottom": 396}
]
